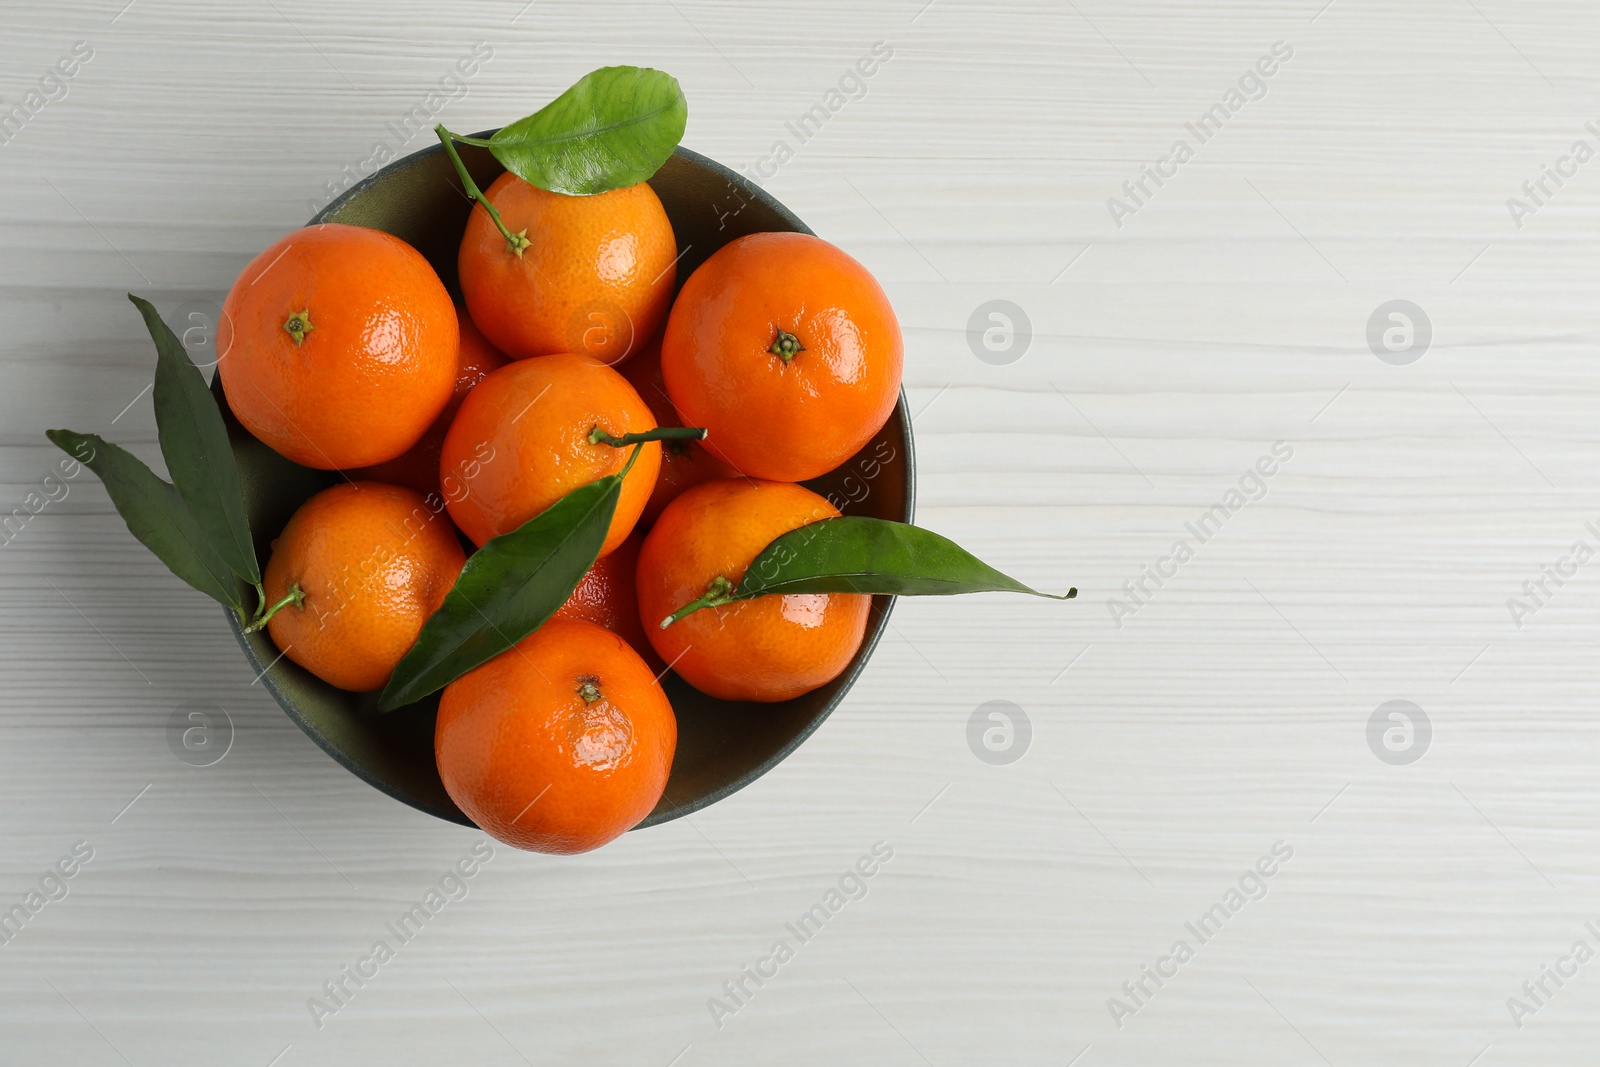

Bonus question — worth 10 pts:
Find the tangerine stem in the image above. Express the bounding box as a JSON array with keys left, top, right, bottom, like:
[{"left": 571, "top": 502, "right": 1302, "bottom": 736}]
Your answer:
[
  {"left": 618, "top": 442, "right": 645, "bottom": 478},
  {"left": 434, "top": 124, "right": 530, "bottom": 256},
  {"left": 660, "top": 575, "right": 738, "bottom": 629},
  {"left": 243, "top": 583, "right": 305, "bottom": 634},
  {"left": 588, "top": 425, "right": 707, "bottom": 448},
  {"left": 769, "top": 327, "right": 805, "bottom": 363}
]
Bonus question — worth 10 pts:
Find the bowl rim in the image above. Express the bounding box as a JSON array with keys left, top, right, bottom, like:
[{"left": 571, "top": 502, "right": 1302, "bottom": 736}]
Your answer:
[{"left": 224, "top": 137, "right": 917, "bottom": 831}]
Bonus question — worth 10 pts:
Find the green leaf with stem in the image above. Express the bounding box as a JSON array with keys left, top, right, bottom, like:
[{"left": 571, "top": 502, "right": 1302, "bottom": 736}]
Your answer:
[
  {"left": 130, "top": 294, "right": 260, "bottom": 586},
  {"left": 46, "top": 429, "right": 246, "bottom": 617},
  {"left": 465, "top": 66, "right": 686, "bottom": 195},
  {"left": 434, "top": 125, "right": 530, "bottom": 256},
  {"left": 378, "top": 446, "right": 644, "bottom": 711},
  {"left": 660, "top": 517, "right": 1076, "bottom": 628},
  {"left": 434, "top": 66, "right": 686, "bottom": 247}
]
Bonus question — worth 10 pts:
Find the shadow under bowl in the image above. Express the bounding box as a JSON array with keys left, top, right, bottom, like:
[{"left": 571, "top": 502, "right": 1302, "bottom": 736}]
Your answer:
[{"left": 221, "top": 137, "right": 916, "bottom": 830}]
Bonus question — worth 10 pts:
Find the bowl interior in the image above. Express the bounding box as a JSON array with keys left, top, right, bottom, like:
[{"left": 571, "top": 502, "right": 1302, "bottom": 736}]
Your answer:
[{"left": 223, "top": 140, "right": 915, "bottom": 829}]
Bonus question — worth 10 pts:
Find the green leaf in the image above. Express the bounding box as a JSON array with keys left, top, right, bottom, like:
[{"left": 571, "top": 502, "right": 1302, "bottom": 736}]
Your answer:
[
  {"left": 474, "top": 66, "right": 687, "bottom": 195},
  {"left": 377, "top": 469, "right": 624, "bottom": 711},
  {"left": 131, "top": 294, "right": 260, "bottom": 584},
  {"left": 45, "top": 429, "right": 244, "bottom": 614},
  {"left": 662, "top": 517, "right": 1075, "bottom": 627}
]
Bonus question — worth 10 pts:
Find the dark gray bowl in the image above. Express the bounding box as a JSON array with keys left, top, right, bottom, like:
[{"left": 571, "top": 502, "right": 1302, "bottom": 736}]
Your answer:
[{"left": 222, "top": 137, "right": 915, "bottom": 829}]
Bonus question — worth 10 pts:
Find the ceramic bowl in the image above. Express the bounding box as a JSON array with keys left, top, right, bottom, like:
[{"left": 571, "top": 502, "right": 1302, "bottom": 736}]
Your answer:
[{"left": 221, "top": 136, "right": 915, "bottom": 829}]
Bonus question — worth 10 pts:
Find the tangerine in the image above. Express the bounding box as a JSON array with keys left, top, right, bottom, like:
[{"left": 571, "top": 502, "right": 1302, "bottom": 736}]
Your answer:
[
  {"left": 618, "top": 333, "right": 739, "bottom": 525},
  {"left": 260, "top": 481, "right": 466, "bottom": 692},
  {"left": 439, "top": 352, "right": 661, "bottom": 554},
  {"left": 636, "top": 479, "right": 870, "bottom": 702},
  {"left": 660, "top": 231, "right": 902, "bottom": 482},
  {"left": 458, "top": 173, "right": 676, "bottom": 364},
  {"left": 348, "top": 312, "right": 509, "bottom": 499},
  {"left": 436, "top": 617, "right": 677, "bottom": 854},
  {"left": 219, "top": 223, "right": 458, "bottom": 469},
  {"left": 556, "top": 527, "right": 657, "bottom": 652}
]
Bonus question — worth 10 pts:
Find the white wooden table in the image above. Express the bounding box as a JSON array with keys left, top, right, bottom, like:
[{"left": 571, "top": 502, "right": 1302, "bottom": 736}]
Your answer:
[{"left": 4, "top": 1, "right": 1598, "bottom": 1063}]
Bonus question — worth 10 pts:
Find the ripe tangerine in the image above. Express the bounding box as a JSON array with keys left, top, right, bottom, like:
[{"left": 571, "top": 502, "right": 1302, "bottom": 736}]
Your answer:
[
  {"left": 636, "top": 479, "right": 870, "bottom": 702},
  {"left": 348, "top": 312, "right": 509, "bottom": 499},
  {"left": 618, "top": 333, "right": 739, "bottom": 526},
  {"left": 438, "top": 352, "right": 661, "bottom": 555},
  {"left": 219, "top": 223, "right": 458, "bottom": 470},
  {"left": 436, "top": 617, "right": 677, "bottom": 854},
  {"left": 458, "top": 173, "right": 676, "bottom": 365},
  {"left": 261, "top": 481, "right": 466, "bottom": 693},
  {"left": 661, "top": 231, "right": 902, "bottom": 482},
  {"left": 555, "top": 530, "right": 661, "bottom": 672}
]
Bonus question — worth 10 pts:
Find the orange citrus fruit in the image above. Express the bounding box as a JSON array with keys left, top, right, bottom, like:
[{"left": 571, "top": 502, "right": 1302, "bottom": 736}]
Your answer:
[
  {"left": 617, "top": 333, "right": 739, "bottom": 525},
  {"left": 458, "top": 173, "right": 676, "bottom": 365},
  {"left": 436, "top": 617, "right": 677, "bottom": 853},
  {"left": 261, "top": 481, "right": 466, "bottom": 692},
  {"left": 661, "top": 231, "right": 902, "bottom": 482},
  {"left": 555, "top": 529, "right": 661, "bottom": 672},
  {"left": 219, "top": 223, "right": 458, "bottom": 469},
  {"left": 347, "top": 312, "right": 509, "bottom": 499},
  {"left": 636, "top": 479, "right": 870, "bottom": 702},
  {"left": 438, "top": 352, "right": 661, "bottom": 555}
]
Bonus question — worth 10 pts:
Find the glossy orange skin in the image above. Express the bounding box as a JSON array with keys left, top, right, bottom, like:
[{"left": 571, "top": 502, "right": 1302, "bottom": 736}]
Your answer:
[
  {"left": 637, "top": 480, "right": 870, "bottom": 702},
  {"left": 219, "top": 223, "right": 458, "bottom": 469},
  {"left": 262, "top": 482, "right": 466, "bottom": 692},
  {"left": 348, "top": 313, "right": 509, "bottom": 499},
  {"left": 458, "top": 173, "right": 676, "bottom": 365},
  {"left": 436, "top": 617, "right": 677, "bottom": 854},
  {"left": 661, "top": 231, "right": 902, "bottom": 482},
  {"left": 438, "top": 352, "right": 661, "bottom": 555},
  {"left": 618, "top": 334, "right": 739, "bottom": 526},
  {"left": 554, "top": 530, "right": 661, "bottom": 671}
]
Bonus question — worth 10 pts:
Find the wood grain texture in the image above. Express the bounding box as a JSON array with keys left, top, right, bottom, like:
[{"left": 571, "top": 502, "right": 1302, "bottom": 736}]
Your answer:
[{"left": 4, "top": 0, "right": 1600, "bottom": 1063}]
